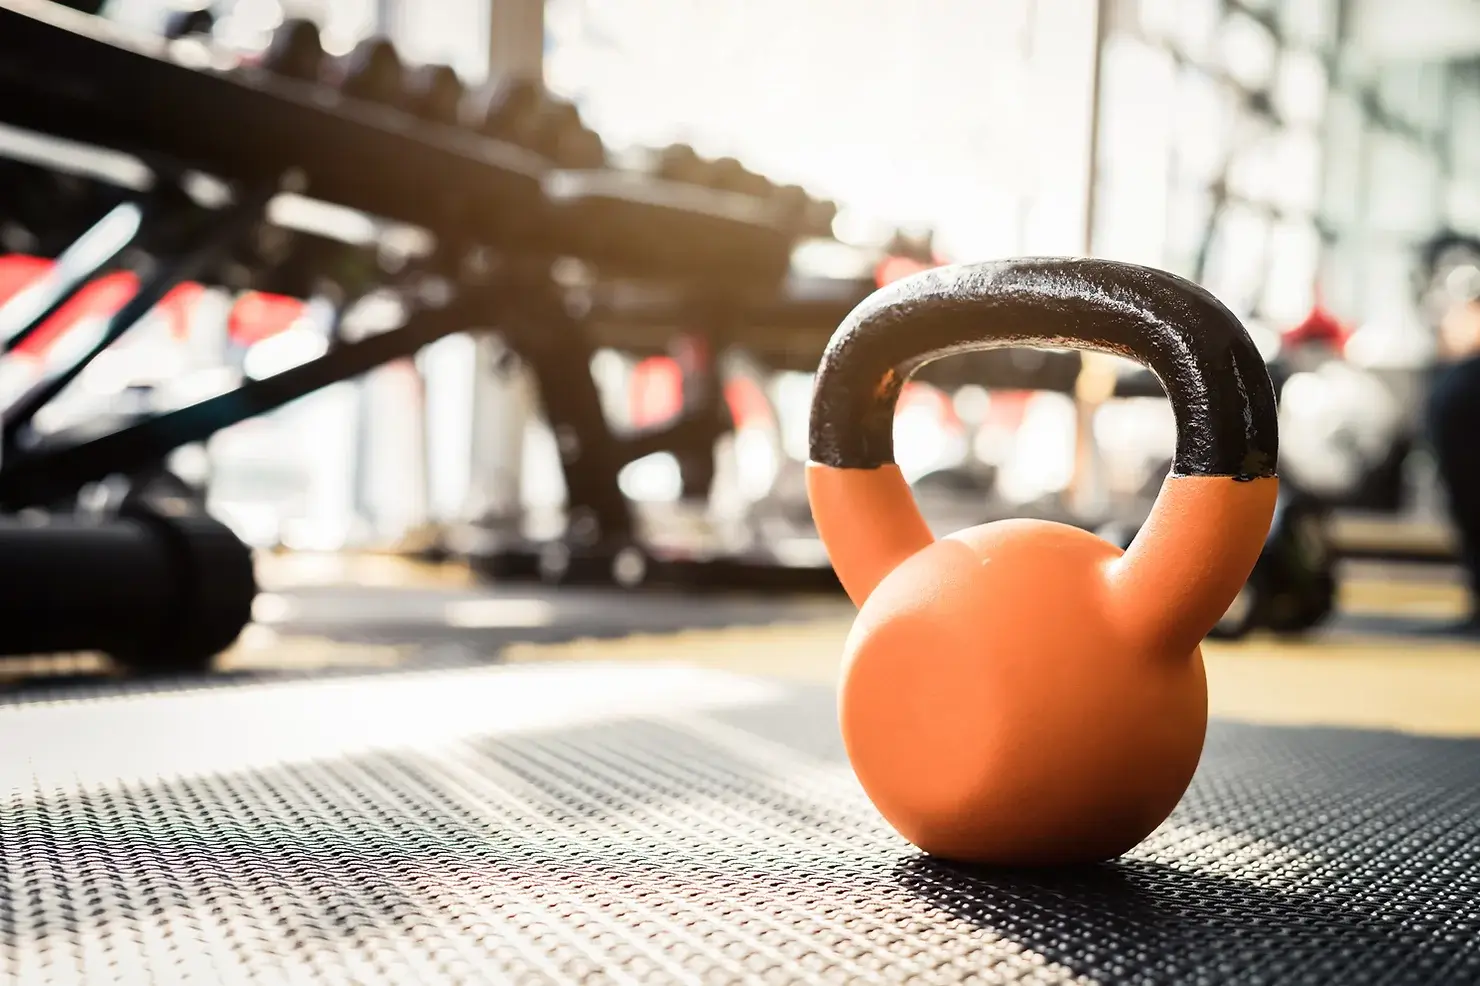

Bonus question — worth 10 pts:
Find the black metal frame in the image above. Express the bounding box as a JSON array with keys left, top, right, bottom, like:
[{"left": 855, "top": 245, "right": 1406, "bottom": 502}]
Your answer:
[
  {"left": 2, "top": 185, "right": 273, "bottom": 456},
  {"left": 0, "top": 288, "right": 497, "bottom": 511},
  {"left": 0, "top": 0, "right": 842, "bottom": 558}
]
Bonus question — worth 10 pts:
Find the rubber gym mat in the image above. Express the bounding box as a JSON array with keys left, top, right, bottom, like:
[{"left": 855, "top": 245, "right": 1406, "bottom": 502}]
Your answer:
[{"left": 3, "top": 662, "right": 1479, "bottom": 985}]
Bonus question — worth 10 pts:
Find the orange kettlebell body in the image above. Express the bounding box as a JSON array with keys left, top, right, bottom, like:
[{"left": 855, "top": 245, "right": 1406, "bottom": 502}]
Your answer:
[
  {"left": 845, "top": 520, "right": 1205, "bottom": 866},
  {"left": 807, "top": 259, "right": 1280, "bottom": 866}
]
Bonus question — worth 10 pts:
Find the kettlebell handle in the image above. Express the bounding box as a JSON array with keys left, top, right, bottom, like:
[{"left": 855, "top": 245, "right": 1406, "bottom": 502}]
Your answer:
[
  {"left": 806, "top": 257, "right": 1280, "bottom": 656},
  {"left": 809, "top": 258, "right": 1276, "bottom": 478}
]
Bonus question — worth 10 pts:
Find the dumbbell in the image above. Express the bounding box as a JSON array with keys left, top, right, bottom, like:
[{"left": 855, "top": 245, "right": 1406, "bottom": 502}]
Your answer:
[
  {"left": 469, "top": 76, "right": 546, "bottom": 143},
  {"left": 709, "top": 157, "right": 773, "bottom": 199},
  {"left": 405, "top": 64, "right": 465, "bottom": 127},
  {"left": 524, "top": 98, "right": 581, "bottom": 159},
  {"left": 259, "top": 18, "right": 324, "bottom": 82},
  {"left": 536, "top": 100, "right": 608, "bottom": 168},
  {"left": 338, "top": 36, "right": 407, "bottom": 108},
  {"left": 770, "top": 184, "right": 836, "bottom": 237},
  {"left": 773, "top": 184, "right": 810, "bottom": 224},
  {"left": 655, "top": 143, "right": 709, "bottom": 185},
  {"left": 658, "top": 148, "right": 779, "bottom": 200},
  {"left": 467, "top": 79, "right": 601, "bottom": 165},
  {"left": 555, "top": 126, "right": 607, "bottom": 170},
  {"left": 164, "top": 7, "right": 215, "bottom": 41}
]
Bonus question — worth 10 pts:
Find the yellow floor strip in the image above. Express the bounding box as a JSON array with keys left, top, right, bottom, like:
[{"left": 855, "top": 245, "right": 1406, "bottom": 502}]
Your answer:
[
  {"left": 1329, "top": 514, "right": 1457, "bottom": 556},
  {"left": 1338, "top": 578, "right": 1472, "bottom": 619},
  {"left": 1204, "top": 638, "right": 1480, "bottom": 738}
]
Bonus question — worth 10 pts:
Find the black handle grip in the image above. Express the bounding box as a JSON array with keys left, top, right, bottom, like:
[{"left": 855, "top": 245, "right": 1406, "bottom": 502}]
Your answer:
[
  {"left": 0, "top": 500, "right": 256, "bottom": 669},
  {"left": 808, "top": 258, "right": 1278, "bottom": 480}
]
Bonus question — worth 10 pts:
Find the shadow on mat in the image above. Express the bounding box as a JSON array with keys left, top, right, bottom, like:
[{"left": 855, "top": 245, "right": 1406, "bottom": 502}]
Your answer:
[
  {"left": 895, "top": 855, "right": 1441, "bottom": 983},
  {"left": 891, "top": 719, "right": 1480, "bottom": 982}
]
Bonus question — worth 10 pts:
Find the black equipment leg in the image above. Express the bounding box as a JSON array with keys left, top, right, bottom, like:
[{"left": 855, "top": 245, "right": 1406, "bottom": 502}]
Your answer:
[
  {"left": 1430, "top": 354, "right": 1480, "bottom": 616},
  {"left": 506, "top": 284, "right": 637, "bottom": 550},
  {"left": 486, "top": 282, "right": 790, "bottom": 585},
  {"left": 481, "top": 287, "right": 827, "bottom": 589},
  {"left": 668, "top": 330, "right": 731, "bottom": 500}
]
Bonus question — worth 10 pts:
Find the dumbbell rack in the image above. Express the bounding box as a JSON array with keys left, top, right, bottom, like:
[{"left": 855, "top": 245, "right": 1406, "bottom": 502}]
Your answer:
[{"left": 0, "top": 0, "right": 883, "bottom": 602}]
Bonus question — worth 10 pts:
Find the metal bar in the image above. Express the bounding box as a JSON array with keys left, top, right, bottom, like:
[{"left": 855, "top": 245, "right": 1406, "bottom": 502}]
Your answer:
[
  {"left": 0, "top": 295, "right": 486, "bottom": 510},
  {"left": 0, "top": 201, "right": 143, "bottom": 353},
  {"left": 376, "top": 0, "right": 398, "bottom": 36},
  {"left": 1082, "top": 0, "right": 1110, "bottom": 256},
  {"left": 462, "top": 0, "right": 548, "bottom": 530},
  {"left": 1, "top": 187, "right": 271, "bottom": 453},
  {"left": 488, "top": 0, "right": 544, "bottom": 79}
]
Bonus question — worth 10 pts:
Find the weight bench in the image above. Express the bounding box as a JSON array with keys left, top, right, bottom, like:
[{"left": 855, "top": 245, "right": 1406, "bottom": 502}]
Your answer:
[{"left": 4, "top": 660, "right": 1477, "bottom": 984}]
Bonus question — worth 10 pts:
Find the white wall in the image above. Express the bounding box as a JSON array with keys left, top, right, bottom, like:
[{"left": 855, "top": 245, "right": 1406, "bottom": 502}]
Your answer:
[{"left": 1350, "top": 0, "right": 1480, "bottom": 62}]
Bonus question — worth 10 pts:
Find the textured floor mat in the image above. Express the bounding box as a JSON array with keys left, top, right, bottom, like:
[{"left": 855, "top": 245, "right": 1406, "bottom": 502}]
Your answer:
[{"left": 3, "top": 663, "right": 1479, "bottom": 985}]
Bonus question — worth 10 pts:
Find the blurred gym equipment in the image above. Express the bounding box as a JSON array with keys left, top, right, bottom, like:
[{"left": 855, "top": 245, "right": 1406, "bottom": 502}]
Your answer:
[
  {"left": 0, "top": 489, "right": 255, "bottom": 671},
  {"left": 0, "top": 2, "right": 895, "bottom": 637},
  {"left": 0, "top": 1, "right": 1436, "bottom": 647}
]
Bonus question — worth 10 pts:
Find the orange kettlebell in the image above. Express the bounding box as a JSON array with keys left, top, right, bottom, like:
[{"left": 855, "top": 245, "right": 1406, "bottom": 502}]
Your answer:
[{"left": 807, "top": 258, "right": 1279, "bottom": 866}]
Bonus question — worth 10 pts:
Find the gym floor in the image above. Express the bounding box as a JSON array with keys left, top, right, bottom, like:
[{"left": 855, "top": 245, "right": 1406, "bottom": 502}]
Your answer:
[{"left": 6, "top": 552, "right": 1480, "bottom": 984}]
